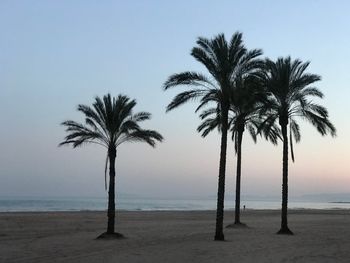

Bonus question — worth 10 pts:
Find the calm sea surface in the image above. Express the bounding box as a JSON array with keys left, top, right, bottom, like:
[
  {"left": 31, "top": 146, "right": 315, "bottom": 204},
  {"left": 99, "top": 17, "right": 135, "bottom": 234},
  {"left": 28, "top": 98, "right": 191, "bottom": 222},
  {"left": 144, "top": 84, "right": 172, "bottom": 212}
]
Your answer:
[{"left": 0, "top": 196, "right": 350, "bottom": 212}]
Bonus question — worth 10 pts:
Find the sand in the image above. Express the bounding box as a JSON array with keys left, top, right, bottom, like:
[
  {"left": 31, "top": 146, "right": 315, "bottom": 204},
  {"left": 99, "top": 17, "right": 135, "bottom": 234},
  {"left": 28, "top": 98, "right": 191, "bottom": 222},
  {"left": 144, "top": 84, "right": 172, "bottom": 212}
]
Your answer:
[{"left": 1, "top": 209, "right": 350, "bottom": 262}]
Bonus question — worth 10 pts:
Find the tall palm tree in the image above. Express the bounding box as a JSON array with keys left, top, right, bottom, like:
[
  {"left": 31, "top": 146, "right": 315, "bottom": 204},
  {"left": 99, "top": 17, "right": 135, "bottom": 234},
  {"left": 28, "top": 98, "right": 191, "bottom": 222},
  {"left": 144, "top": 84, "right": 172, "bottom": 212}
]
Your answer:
[
  {"left": 60, "top": 94, "right": 163, "bottom": 238},
  {"left": 260, "top": 57, "right": 336, "bottom": 234},
  {"left": 198, "top": 75, "right": 280, "bottom": 227},
  {"left": 163, "top": 32, "right": 262, "bottom": 240}
]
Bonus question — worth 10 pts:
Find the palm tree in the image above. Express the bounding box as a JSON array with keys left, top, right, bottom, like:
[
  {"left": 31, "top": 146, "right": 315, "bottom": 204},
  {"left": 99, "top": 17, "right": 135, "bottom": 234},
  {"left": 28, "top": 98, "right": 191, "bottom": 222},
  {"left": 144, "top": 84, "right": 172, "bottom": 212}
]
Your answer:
[
  {"left": 198, "top": 75, "right": 280, "bottom": 227},
  {"left": 163, "top": 32, "right": 262, "bottom": 240},
  {"left": 260, "top": 57, "right": 336, "bottom": 234},
  {"left": 60, "top": 94, "right": 163, "bottom": 239}
]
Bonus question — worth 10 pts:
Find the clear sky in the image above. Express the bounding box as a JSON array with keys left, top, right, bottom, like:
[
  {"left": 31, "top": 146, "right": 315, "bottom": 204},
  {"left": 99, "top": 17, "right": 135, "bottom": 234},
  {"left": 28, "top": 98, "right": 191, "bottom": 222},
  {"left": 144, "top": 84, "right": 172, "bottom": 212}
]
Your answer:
[{"left": 0, "top": 0, "right": 349, "bottom": 198}]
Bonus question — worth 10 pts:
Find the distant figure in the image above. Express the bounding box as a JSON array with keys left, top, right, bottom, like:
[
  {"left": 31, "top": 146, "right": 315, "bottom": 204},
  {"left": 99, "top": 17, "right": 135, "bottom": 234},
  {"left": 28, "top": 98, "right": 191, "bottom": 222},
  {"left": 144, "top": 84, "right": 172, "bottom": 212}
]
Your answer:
[{"left": 243, "top": 205, "right": 246, "bottom": 211}]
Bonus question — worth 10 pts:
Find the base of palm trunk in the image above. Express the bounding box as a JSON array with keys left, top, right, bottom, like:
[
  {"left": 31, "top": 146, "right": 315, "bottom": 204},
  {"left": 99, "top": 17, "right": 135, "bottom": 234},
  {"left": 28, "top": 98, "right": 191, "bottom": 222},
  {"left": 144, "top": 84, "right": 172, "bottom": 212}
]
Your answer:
[
  {"left": 214, "top": 233, "right": 225, "bottom": 241},
  {"left": 226, "top": 222, "right": 248, "bottom": 228},
  {"left": 96, "top": 232, "right": 125, "bottom": 240},
  {"left": 277, "top": 227, "right": 293, "bottom": 235}
]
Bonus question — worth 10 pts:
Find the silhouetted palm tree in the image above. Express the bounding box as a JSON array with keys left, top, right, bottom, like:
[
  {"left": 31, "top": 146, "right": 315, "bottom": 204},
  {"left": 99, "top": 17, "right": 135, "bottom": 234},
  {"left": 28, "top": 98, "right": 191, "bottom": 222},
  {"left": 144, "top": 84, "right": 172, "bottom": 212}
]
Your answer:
[
  {"left": 60, "top": 94, "right": 163, "bottom": 238},
  {"left": 198, "top": 75, "right": 280, "bottom": 227},
  {"left": 260, "top": 57, "right": 336, "bottom": 234},
  {"left": 163, "top": 32, "right": 262, "bottom": 240}
]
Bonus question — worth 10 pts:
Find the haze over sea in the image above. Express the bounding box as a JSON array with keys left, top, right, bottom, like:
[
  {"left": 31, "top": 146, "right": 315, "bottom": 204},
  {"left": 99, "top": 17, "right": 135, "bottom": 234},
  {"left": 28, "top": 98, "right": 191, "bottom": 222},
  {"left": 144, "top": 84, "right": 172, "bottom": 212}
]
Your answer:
[{"left": 1, "top": 194, "right": 350, "bottom": 212}]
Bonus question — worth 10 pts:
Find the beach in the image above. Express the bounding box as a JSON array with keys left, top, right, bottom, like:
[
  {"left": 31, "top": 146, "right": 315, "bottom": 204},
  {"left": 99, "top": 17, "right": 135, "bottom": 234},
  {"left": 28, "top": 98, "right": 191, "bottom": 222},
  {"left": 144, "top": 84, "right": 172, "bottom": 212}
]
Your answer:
[{"left": 1, "top": 209, "right": 350, "bottom": 262}]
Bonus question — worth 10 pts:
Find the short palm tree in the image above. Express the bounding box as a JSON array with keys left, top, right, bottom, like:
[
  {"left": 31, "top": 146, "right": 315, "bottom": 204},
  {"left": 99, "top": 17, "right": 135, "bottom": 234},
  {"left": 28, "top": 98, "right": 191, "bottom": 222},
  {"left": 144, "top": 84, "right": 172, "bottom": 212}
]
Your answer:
[
  {"left": 260, "top": 57, "right": 336, "bottom": 234},
  {"left": 163, "top": 32, "right": 262, "bottom": 240},
  {"left": 198, "top": 75, "right": 280, "bottom": 227},
  {"left": 60, "top": 94, "right": 163, "bottom": 239}
]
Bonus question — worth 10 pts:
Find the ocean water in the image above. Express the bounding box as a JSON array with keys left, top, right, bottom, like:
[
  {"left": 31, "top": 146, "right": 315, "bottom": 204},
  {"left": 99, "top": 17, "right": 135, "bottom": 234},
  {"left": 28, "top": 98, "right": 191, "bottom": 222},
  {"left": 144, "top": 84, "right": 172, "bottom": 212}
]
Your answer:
[{"left": 0, "top": 196, "right": 350, "bottom": 212}]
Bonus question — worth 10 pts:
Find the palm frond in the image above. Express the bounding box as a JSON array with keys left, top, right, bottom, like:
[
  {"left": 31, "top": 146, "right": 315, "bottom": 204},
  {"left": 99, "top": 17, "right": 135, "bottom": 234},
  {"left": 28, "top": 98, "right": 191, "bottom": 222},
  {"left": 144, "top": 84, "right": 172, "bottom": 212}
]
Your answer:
[
  {"left": 120, "top": 130, "right": 164, "bottom": 147},
  {"left": 195, "top": 89, "right": 220, "bottom": 112},
  {"left": 191, "top": 47, "right": 218, "bottom": 77},
  {"left": 197, "top": 117, "right": 220, "bottom": 137},
  {"left": 299, "top": 87, "right": 324, "bottom": 98},
  {"left": 59, "top": 120, "right": 107, "bottom": 147},
  {"left": 303, "top": 110, "right": 336, "bottom": 136},
  {"left": 290, "top": 119, "right": 301, "bottom": 142},
  {"left": 166, "top": 89, "right": 207, "bottom": 112},
  {"left": 290, "top": 126, "right": 295, "bottom": 162},
  {"left": 163, "top": 72, "right": 215, "bottom": 90},
  {"left": 133, "top": 112, "right": 151, "bottom": 122},
  {"left": 247, "top": 124, "right": 257, "bottom": 143},
  {"left": 78, "top": 104, "right": 108, "bottom": 135},
  {"left": 199, "top": 107, "right": 219, "bottom": 120}
]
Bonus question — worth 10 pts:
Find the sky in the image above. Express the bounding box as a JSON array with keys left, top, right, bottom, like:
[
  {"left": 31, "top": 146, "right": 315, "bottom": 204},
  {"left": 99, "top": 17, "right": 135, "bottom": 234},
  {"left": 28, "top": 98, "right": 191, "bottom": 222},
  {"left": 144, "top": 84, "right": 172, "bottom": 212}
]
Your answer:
[{"left": 0, "top": 0, "right": 349, "bottom": 199}]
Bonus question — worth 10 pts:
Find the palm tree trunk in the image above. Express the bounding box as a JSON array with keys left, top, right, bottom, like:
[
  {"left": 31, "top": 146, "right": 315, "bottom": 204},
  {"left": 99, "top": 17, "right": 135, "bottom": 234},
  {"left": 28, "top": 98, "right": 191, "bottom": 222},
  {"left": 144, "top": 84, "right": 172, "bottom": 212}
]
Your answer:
[
  {"left": 234, "top": 129, "right": 243, "bottom": 224},
  {"left": 215, "top": 107, "right": 229, "bottom": 241},
  {"left": 107, "top": 147, "right": 116, "bottom": 234},
  {"left": 278, "top": 124, "right": 293, "bottom": 235}
]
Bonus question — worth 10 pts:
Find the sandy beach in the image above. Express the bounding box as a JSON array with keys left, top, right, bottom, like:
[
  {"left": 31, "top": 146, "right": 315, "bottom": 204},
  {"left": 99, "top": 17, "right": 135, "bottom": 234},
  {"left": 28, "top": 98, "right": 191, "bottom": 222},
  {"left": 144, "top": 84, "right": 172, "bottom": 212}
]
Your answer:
[{"left": 1, "top": 209, "right": 350, "bottom": 262}]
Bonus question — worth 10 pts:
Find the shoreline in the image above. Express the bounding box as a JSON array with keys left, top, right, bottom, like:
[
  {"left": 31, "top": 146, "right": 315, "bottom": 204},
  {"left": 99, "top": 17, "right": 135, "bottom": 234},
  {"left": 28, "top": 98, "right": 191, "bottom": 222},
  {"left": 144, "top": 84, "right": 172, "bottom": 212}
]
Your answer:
[{"left": 1, "top": 206, "right": 350, "bottom": 214}]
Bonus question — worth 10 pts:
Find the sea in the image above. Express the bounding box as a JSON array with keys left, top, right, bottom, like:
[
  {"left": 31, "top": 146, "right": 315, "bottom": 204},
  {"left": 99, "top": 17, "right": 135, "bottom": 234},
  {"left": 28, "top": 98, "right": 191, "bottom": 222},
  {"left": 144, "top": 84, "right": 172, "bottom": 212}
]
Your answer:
[{"left": 1, "top": 195, "right": 350, "bottom": 212}]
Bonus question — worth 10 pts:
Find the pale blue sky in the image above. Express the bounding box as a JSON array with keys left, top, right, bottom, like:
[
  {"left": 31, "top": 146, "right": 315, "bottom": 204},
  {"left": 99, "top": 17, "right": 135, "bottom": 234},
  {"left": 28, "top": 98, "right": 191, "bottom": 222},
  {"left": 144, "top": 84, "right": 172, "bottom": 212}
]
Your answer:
[{"left": 0, "top": 1, "right": 349, "bottom": 198}]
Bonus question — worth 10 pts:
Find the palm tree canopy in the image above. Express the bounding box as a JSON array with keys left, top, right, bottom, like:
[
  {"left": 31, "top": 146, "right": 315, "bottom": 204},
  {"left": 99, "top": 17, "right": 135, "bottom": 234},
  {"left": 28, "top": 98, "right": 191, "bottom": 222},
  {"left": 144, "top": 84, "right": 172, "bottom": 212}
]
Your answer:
[
  {"left": 197, "top": 74, "right": 281, "bottom": 151},
  {"left": 60, "top": 94, "right": 163, "bottom": 149},
  {"left": 260, "top": 56, "right": 336, "bottom": 160},
  {"left": 163, "top": 32, "right": 263, "bottom": 115}
]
